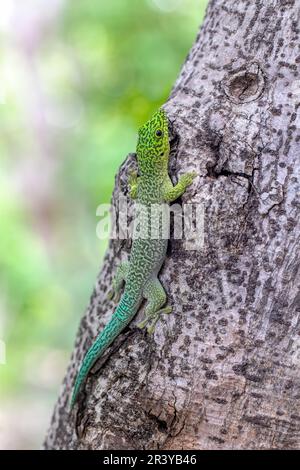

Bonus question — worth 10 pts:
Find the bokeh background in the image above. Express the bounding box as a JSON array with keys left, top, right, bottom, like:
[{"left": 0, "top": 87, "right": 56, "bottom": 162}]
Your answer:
[{"left": 0, "top": 0, "right": 207, "bottom": 449}]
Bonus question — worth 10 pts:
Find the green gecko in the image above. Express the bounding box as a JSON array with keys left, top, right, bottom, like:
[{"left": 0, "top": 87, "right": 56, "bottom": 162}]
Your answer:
[{"left": 71, "top": 109, "right": 196, "bottom": 407}]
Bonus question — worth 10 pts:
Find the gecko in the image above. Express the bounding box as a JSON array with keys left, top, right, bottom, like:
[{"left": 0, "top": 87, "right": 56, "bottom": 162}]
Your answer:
[{"left": 71, "top": 109, "right": 196, "bottom": 407}]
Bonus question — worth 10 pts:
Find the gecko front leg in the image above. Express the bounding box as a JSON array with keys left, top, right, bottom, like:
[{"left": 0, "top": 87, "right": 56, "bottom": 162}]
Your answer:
[
  {"left": 164, "top": 172, "right": 197, "bottom": 203},
  {"left": 128, "top": 170, "right": 139, "bottom": 199}
]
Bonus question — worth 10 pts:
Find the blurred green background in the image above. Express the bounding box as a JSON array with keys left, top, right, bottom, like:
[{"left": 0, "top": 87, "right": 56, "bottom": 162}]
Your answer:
[{"left": 0, "top": 0, "right": 207, "bottom": 449}]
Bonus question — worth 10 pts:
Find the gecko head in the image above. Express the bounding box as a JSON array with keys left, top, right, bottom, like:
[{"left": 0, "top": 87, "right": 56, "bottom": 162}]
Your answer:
[{"left": 136, "top": 109, "right": 170, "bottom": 174}]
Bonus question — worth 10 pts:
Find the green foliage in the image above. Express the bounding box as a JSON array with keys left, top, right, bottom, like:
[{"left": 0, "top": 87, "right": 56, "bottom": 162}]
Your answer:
[{"left": 0, "top": 0, "right": 207, "bottom": 404}]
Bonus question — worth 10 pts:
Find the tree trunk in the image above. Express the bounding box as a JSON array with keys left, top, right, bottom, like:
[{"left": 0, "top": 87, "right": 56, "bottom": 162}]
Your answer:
[{"left": 44, "top": 0, "right": 300, "bottom": 450}]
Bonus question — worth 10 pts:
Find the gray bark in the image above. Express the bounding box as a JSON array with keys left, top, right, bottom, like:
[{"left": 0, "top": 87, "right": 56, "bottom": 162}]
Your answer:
[{"left": 44, "top": 0, "right": 300, "bottom": 450}]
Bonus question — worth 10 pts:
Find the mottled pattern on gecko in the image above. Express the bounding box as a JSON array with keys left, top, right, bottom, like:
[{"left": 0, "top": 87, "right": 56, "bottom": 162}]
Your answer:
[{"left": 71, "top": 109, "right": 196, "bottom": 407}]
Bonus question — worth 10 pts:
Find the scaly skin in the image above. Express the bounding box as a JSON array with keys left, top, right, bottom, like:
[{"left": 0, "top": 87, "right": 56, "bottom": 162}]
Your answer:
[{"left": 71, "top": 109, "right": 196, "bottom": 407}]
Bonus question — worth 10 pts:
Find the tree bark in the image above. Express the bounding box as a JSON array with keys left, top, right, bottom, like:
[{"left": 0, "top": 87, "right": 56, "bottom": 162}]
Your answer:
[{"left": 44, "top": 0, "right": 300, "bottom": 450}]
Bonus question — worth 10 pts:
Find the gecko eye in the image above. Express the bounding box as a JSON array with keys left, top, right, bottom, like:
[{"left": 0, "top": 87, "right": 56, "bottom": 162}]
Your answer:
[{"left": 156, "top": 129, "right": 163, "bottom": 137}]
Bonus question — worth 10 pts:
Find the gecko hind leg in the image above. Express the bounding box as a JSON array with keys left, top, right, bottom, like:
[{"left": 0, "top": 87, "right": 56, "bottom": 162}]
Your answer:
[
  {"left": 137, "top": 278, "right": 172, "bottom": 334},
  {"left": 107, "top": 261, "right": 130, "bottom": 303}
]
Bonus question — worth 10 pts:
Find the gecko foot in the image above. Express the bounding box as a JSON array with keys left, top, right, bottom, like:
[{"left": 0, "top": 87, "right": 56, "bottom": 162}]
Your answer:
[
  {"left": 137, "top": 306, "right": 173, "bottom": 334},
  {"left": 107, "top": 289, "right": 121, "bottom": 303}
]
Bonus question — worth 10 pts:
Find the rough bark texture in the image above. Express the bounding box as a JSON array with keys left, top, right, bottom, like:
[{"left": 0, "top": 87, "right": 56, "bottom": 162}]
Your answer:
[{"left": 45, "top": 0, "right": 300, "bottom": 450}]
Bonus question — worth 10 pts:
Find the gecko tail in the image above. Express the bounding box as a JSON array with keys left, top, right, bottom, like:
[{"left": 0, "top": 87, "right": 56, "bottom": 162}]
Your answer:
[{"left": 70, "top": 302, "right": 134, "bottom": 408}]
